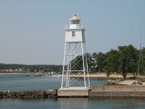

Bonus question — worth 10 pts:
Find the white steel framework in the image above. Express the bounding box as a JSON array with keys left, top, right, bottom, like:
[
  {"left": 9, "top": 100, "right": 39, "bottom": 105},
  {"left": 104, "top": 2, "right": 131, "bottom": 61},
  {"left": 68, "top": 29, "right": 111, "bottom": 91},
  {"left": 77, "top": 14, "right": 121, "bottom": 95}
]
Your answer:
[{"left": 61, "top": 42, "right": 90, "bottom": 88}]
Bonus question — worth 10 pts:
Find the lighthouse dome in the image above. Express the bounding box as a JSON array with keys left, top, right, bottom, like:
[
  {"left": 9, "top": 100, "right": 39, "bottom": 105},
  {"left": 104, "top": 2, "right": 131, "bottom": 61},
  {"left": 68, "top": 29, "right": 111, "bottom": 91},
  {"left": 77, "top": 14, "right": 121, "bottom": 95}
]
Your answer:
[{"left": 70, "top": 13, "right": 80, "bottom": 24}]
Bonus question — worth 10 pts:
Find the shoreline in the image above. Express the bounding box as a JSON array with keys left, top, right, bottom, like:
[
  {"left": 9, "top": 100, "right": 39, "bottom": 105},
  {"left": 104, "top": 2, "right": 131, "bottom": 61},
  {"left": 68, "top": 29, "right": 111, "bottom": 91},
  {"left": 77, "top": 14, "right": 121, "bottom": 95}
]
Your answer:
[
  {"left": 56, "top": 74, "right": 144, "bottom": 78},
  {"left": 0, "top": 73, "right": 35, "bottom": 74},
  {"left": 0, "top": 73, "right": 144, "bottom": 78}
]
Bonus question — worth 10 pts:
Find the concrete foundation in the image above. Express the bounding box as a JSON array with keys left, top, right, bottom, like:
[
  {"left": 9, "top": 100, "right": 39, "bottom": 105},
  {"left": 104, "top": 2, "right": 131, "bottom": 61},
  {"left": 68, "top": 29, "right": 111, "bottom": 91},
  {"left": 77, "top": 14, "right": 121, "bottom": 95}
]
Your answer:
[
  {"left": 58, "top": 87, "right": 91, "bottom": 97},
  {"left": 91, "top": 85, "right": 145, "bottom": 91},
  {"left": 89, "top": 91, "right": 145, "bottom": 98}
]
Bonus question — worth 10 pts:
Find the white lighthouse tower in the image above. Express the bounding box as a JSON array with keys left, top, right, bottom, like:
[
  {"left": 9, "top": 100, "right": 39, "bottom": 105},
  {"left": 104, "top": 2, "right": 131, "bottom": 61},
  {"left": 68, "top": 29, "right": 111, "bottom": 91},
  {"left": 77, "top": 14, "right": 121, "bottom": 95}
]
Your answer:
[{"left": 61, "top": 14, "right": 90, "bottom": 88}]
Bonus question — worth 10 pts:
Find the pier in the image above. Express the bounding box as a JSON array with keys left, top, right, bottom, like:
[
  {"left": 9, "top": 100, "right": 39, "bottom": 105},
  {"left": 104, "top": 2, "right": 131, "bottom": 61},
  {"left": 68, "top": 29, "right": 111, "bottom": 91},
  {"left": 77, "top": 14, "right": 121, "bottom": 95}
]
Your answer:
[
  {"left": 58, "top": 87, "right": 91, "bottom": 97},
  {"left": 1, "top": 85, "right": 145, "bottom": 99}
]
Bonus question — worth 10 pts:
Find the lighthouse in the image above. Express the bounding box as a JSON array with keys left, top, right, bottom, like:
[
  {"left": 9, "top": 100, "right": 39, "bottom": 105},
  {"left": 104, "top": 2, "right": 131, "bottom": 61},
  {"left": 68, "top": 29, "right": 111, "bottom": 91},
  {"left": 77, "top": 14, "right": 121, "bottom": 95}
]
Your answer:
[{"left": 61, "top": 14, "right": 90, "bottom": 88}]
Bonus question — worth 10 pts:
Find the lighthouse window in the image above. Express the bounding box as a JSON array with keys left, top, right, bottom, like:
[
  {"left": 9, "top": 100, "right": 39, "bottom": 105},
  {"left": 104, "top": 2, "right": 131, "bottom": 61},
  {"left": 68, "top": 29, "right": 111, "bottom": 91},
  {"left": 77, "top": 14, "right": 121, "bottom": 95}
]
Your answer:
[
  {"left": 70, "top": 20, "right": 80, "bottom": 24},
  {"left": 72, "top": 31, "right": 75, "bottom": 37}
]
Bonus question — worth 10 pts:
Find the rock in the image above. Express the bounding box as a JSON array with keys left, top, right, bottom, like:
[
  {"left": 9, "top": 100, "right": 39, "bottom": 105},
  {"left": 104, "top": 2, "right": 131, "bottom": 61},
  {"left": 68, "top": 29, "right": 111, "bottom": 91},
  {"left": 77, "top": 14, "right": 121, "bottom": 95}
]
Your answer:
[
  {"left": 0, "top": 92, "right": 4, "bottom": 98},
  {"left": 25, "top": 91, "right": 32, "bottom": 96},
  {"left": 0, "top": 92, "right": 4, "bottom": 95},
  {"left": 39, "top": 90, "right": 46, "bottom": 96},
  {"left": 48, "top": 95, "right": 51, "bottom": 98},
  {"left": 31, "top": 90, "right": 37, "bottom": 95},
  {"left": 51, "top": 94, "right": 57, "bottom": 98},
  {"left": 51, "top": 89, "right": 57, "bottom": 95},
  {"left": 20, "top": 91, "right": 25, "bottom": 96},
  {"left": 39, "top": 95, "right": 45, "bottom": 98},
  {"left": 46, "top": 90, "right": 53, "bottom": 95},
  {"left": 0, "top": 89, "right": 58, "bottom": 99},
  {"left": 11, "top": 96, "right": 17, "bottom": 98},
  {"left": 18, "top": 96, "right": 24, "bottom": 98},
  {"left": 35, "top": 95, "right": 39, "bottom": 98},
  {"left": 37, "top": 90, "right": 41, "bottom": 93},
  {"left": 2, "top": 96, "right": 7, "bottom": 98},
  {"left": 8, "top": 90, "right": 11, "bottom": 94},
  {"left": 7, "top": 94, "right": 12, "bottom": 98},
  {"left": 11, "top": 91, "right": 16, "bottom": 96},
  {"left": 16, "top": 92, "right": 21, "bottom": 96},
  {"left": 4, "top": 92, "right": 8, "bottom": 96}
]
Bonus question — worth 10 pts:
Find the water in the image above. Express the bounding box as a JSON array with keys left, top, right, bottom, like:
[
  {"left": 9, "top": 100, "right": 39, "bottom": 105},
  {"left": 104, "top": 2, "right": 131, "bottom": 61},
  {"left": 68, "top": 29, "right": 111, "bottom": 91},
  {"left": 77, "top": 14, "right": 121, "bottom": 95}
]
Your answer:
[
  {"left": 0, "top": 74, "right": 145, "bottom": 109},
  {"left": 0, "top": 74, "right": 109, "bottom": 92}
]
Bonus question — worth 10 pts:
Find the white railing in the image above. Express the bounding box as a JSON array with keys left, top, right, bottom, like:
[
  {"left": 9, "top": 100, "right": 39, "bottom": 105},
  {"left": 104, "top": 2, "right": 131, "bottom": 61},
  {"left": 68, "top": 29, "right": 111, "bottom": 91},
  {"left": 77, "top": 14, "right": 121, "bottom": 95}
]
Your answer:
[{"left": 64, "top": 24, "right": 85, "bottom": 30}]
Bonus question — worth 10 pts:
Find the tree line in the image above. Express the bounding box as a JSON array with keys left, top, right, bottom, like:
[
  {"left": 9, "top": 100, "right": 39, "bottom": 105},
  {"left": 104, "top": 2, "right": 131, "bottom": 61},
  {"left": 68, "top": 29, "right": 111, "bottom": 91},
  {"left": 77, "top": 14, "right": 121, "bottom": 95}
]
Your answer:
[
  {"left": 91, "top": 45, "right": 145, "bottom": 78},
  {"left": 0, "top": 64, "right": 62, "bottom": 73},
  {"left": 70, "top": 44, "right": 145, "bottom": 78}
]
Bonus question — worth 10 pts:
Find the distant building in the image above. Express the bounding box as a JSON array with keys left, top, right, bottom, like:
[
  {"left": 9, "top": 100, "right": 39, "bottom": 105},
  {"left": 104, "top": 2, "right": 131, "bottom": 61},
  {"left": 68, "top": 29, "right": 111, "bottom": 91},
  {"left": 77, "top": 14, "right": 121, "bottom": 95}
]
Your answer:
[{"left": 0, "top": 69, "right": 9, "bottom": 72}]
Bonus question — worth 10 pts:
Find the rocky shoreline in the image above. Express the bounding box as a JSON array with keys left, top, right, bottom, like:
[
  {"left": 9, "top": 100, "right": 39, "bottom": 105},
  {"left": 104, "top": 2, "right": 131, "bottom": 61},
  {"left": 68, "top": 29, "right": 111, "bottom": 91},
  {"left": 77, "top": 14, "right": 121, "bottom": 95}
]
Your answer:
[
  {"left": 0, "top": 89, "right": 57, "bottom": 99},
  {"left": 106, "top": 79, "right": 145, "bottom": 86}
]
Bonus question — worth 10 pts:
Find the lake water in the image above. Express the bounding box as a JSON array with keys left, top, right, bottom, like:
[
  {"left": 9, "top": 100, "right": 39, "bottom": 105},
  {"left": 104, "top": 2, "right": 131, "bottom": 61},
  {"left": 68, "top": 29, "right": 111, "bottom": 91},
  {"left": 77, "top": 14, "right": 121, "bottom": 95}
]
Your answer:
[{"left": 0, "top": 74, "right": 145, "bottom": 109}]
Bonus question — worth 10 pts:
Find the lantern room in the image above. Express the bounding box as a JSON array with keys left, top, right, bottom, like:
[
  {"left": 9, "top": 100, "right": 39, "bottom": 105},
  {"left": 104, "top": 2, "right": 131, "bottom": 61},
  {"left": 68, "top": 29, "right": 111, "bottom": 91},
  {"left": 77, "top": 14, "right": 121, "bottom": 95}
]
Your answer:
[
  {"left": 70, "top": 13, "right": 80, "bottom": 24},
  {"left": 65, "top": 14, "right": 86, "bottom": 43}
]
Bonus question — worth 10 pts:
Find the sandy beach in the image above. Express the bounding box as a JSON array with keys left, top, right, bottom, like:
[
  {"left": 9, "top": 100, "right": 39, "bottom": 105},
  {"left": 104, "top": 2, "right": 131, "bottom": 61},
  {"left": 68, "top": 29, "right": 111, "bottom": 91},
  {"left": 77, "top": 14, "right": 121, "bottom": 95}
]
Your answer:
[
  {"left": 57, "top": 73, "right": 143, "bottom": 78},
  {"left": 1, "top": 72, "right": 144, "bottom": 78}
]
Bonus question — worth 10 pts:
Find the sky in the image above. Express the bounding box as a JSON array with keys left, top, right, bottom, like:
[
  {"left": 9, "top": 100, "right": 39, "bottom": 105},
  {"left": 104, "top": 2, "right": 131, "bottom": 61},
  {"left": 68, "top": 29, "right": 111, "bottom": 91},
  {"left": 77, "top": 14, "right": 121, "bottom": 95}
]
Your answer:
[{"left": 0, "top": 0, "right": 145, "bottom": 65}]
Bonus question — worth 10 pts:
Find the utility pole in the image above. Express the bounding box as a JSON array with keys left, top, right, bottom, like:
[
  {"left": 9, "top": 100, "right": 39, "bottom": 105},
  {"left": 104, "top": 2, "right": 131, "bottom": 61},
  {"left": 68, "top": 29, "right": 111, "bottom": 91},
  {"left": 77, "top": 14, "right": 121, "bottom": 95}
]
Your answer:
[{"left": 138, "top": 26, "right": 143, "bottom": 76}]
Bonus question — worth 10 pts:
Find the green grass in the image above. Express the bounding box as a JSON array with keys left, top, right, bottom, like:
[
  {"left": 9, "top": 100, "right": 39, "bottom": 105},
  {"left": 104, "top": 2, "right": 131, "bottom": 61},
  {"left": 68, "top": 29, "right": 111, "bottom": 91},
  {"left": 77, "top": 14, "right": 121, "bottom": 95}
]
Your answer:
[
  {"left": 119, "top": 77, "right": 137, "bottom": 81},
  {"left": 137, "top": 81, "right": 143, "bottom": 85},
  {"left": 110, "top": 78, "right": 118, "bottom": 80}
]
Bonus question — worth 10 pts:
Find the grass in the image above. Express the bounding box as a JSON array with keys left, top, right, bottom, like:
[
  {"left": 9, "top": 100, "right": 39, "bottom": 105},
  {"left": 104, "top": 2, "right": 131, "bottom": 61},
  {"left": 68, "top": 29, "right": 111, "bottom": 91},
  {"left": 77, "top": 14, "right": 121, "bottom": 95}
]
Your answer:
[
  {"left": 137, "top": 81, "right": 143, "bottom": 85},
  {"left": 110, "top": 78, "right": 118, "bottom": 80},
  {"left": 119, "top": 77, "right": 137, "bottom": 81}
]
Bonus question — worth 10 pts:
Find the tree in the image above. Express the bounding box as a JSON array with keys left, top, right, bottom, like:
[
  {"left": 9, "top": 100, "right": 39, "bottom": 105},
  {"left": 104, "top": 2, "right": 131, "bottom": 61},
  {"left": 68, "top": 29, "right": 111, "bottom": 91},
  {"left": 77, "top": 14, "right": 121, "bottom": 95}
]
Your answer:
[
  {"left": 103, "top": 49, "right": 120, "bottom": 77},
  {"left": 138, "top": 47, "right": 145, "bottom": 75},
  {"left": 86, "top": 53, "right": 96, "bottom": 73},
  {"left": 92, "top": 52, "right": 106, "bottom": 72},
  {"left": 118, "top": 45, "right": 138, "bottom": 78},
  {"left": 70, "top": 53, "right": 94, "bottom": 73},
  {"left": 103, "top": 45, "right": 138, "bottom": 78}
]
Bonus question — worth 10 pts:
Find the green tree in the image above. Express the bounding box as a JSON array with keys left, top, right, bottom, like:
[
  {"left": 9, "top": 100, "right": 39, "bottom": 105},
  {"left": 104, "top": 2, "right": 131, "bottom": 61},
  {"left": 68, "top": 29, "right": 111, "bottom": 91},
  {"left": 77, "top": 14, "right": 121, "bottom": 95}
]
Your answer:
[
  {"left": 103, "top": 49, "right": 120, "bottom": 77},
  {"left": 138, "top": 47, "right": 145, "bottom": 75},
  {"left": 70, "top": 53, "right": 94, "bottom": 73},
  {"left": 118, "top": 45, "right": 138, "bottom": 78},
  {"left": 103, "top": 45, "right": 138, "bottom": 78},
  {"left": 92, "top": 52, "right": 106, "bottom": 72}
]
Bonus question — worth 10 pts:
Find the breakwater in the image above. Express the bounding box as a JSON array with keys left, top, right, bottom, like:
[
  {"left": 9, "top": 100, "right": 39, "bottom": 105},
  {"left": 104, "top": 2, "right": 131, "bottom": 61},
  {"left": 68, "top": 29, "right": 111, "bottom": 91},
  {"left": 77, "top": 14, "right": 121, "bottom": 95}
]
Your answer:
[
  {"left": 0, "top": 89, "right": 57, "bottom": 99},
  {"left": 1, "top": 85, "right": 145, "bottom": 99}
]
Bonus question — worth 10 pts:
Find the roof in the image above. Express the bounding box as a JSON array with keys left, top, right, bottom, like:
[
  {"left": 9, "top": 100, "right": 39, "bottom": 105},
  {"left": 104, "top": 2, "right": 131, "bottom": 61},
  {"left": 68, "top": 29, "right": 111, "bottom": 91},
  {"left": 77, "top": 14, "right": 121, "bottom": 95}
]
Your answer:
[{"left": 70, "top": 13, "right": 80, "bottom": 20}]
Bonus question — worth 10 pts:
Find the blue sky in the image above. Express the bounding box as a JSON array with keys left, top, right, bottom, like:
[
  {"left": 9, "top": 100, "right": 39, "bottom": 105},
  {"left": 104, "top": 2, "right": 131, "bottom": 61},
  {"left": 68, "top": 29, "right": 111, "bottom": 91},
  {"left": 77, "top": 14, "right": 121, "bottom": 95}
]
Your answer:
[{"left": 0, "top": 0, "right": 145, "bottom": 65}]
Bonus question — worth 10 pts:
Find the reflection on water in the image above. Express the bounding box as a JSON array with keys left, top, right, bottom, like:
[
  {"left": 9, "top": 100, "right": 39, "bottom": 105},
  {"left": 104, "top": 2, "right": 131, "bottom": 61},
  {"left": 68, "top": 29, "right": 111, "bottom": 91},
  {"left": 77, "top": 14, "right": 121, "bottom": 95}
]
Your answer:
[
  {"left": 58, "top": 98, "right": 89, "bottom": 109},
  {"left": 89, "top": 98, "right": 145, "bottom": 109},
  {"left": 1, "top": 98, "right": 145, "bottom": 109}
]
